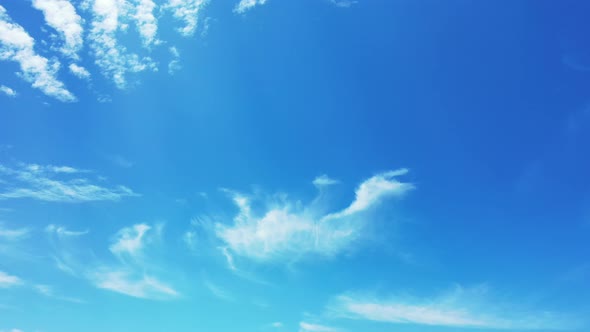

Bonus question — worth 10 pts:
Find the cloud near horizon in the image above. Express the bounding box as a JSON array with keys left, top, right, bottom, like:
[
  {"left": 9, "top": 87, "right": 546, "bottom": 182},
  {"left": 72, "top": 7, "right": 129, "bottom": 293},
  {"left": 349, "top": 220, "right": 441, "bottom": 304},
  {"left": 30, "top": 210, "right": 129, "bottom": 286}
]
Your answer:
[{"left": 328, "top": 285, "right": 580, "bottom": 330}]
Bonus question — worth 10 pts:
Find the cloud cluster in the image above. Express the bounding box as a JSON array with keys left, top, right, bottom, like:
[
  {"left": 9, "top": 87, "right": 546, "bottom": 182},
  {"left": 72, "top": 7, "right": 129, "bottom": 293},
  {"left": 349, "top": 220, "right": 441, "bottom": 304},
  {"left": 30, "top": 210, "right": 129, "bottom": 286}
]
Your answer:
[
  {"left": 0, "top": 162, "right": 138, "bottom": 203},
  {"left": 166, "top": 0, "right": 209, "bottom": 36},
  {"left": 0, "top": 5, "right": 75, "bottom": 102},
  {"left": 214, "top": 170, "right": 413, "bottom": 263},
  {"left": 32, "top": 0, "right": 84, "bottom": 59}
]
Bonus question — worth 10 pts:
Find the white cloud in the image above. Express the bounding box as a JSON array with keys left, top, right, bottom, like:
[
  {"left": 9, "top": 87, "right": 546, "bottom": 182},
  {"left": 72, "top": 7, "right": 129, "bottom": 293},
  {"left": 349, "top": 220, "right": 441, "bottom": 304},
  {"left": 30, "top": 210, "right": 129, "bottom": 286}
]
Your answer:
[
  {"left": 132, "top": 0, "right": 160, "bottom": 47},
  {"left": 325, "top": 169, "right": 411, "bottom": 219},
  {"left": 0, "top": 271, "right": 22, "bottom": 288},
  {"left": 168, "top": 46, "right": 181, "bottom": 74},
  {"left": 312, "top": 175, "right": 339, "bottom": 188},
  {"left": 270, "top": 322, "right": 283, "bottom": 328},
  {"left": 0, "top": 225, "right": 29, "bottom": 240},
  {"left": 90, "top": 268, "right": 179, "bottom": 299},
  {"left": 329, "top": 286, "right": 579, "bottom": 330},
  {"left": 109, "top": 223, "right": 152, "bottom": 257},
  {"left": 166, "top": 0, "right": 208, "bottom": 36},
  {"left": 88, "top": 0, "right": 156, "bottom": 88},
  {"left": 0, "top": 5, "right": 75, "bottom": 102},
  {"left": 32, "top": 0, "right": 84, "bottom": 59},
  {"left": 46, "top": 224, "right": 89, "bottom": 237},
  {"left": 69, "top": 63, "right": 90, "bottom": 79},
  {"left": 80, "top": 223, "right": 178, "bottom": 300},
  {"left": 0, "top": 85, "right": 16, "bottom": 97},
  {"left": 329, "top": 0, "right": 357, "bottom": 8},
  {"left": 204, "top": 280, "right": 233, "bottom": 301},
  {"left": 234, "top": 0, "right": 268, "bottom": 14},
  {"left": 215, "top": 170, "right": 412, "bottom": 262},
  {"left": 0, "top": 162, "right": 138, "bottom": 203},
  {"left": 299, "top": 322, "right": 339, "bottom": 332}
]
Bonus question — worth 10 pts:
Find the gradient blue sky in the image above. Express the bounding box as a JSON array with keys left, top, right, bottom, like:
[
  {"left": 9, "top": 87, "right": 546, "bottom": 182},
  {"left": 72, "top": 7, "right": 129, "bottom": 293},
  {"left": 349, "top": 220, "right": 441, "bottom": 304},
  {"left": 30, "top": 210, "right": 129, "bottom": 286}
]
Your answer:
[{"left": 1, "top": 1, "right": 590, "bottom": 332}]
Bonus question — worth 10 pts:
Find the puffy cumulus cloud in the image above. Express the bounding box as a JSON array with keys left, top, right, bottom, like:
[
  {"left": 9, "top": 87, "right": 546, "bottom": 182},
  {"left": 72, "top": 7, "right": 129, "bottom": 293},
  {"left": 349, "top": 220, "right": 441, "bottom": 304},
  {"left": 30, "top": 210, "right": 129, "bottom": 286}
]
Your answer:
[
  {"left": 214, "top": 170, "right": 413, "bottom": 263},
  {"left": 0, "top": 85, "right": 16, "bottom": 97},
  {"left": 87, "top": 0, "right": 156, "bottom": 88},
  {"left": 32, "top": 0, "right": 84, "bottom": 59},
  {"left": 166, "top": 0, "right": 208, "bottom": 36},
  {"left": 69, "top": 63, "right": 90, "bottom": 79},
  {"left": 0, "top": 5, "right": 75, "bottom": 102},
  {"left": 0, "top": 162, "right": 138, "bottom": 203},
  {"left": 234, "top": 0, "right": 268, "bottom": 14},
  {"left": 329, "top": 286, "right": 580, "bottom": 330}
]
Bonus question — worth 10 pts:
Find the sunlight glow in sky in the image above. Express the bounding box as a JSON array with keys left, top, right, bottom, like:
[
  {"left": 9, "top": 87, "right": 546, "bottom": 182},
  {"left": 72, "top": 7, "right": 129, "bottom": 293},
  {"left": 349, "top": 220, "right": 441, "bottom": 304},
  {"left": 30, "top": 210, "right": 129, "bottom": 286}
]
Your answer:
[{"left": 1, "top": 1, "right": 590, "bottom": 332}]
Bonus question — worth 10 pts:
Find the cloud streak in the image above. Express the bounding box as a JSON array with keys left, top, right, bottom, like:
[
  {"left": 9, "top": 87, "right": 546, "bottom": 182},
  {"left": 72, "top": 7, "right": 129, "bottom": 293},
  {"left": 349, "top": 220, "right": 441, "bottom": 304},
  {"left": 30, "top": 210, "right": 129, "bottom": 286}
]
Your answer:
[
  {"left": 299, "top": 322, "right": 339, "bottom": 332},
  {"left": 0, "top": 5, "right": 75, "bottom": 101},
  {"left": 90, "top": 268, "right": 179, "bottom": 299},
  {"left": 0, "top": 162, "right": 138, "bottom": 203},
  {"left": 328, "top": 286, "right": 579, "bottom": 330}
]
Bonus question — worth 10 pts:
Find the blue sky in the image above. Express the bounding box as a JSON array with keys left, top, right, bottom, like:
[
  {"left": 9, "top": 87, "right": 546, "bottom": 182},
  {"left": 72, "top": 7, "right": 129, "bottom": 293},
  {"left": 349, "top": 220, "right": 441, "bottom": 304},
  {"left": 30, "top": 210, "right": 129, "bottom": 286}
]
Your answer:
[{"left": 1, "top": 0, "right": 590, "bottom": 331}]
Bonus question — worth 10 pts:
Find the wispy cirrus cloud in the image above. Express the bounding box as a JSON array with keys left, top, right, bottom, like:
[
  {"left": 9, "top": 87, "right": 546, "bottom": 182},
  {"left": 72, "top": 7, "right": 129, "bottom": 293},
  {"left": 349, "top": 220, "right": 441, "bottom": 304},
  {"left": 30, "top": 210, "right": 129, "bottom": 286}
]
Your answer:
[
  {"left": 0, "top": 225, "right": 29, "bottom": 241},
  {"left": 46, "top": 224, "right": 88, "bottom": 237},
  {"left": 214, "top": 170, "right": 413, "bottom": 263},
  {"left": 0, "top": 5, "right": 75, "bottom": 102},
  {"left": 234, "top": 0, "right": 268, "bottom": 14},
  {"left": 32, "top": 0, "right": 84, "bottom": 60},
  {"left": 34, "top": 284, "right": 85, "bottom": 303},
  {"left": 0, "top": 271, "right": 22, "bottom": 288},
  {"left": 90, "top": 223, "right": 178, "bottom": 300},
  {"left": 0, "top": 162, "right": 138, "bottom": 203},
  {"left": 90, "top": 268, "right": 178, "bottom": 299},
  {"left": 328, "top": 285, "right": 580, "bottom": 330},
  {"left": 109, "top": 223, "right": 153, "bottom": 258},
  {"left": 46, "top": 221, "right": 179, "bottom": 300},
  {"left": 0, "top": 85, "right": 16, "bottom": 97},
  {"left": 204, "top": 279, "right": 233, "bottom": 301},
  {"left": 299, "top": 322, "right": 339, "bottom": 332}
]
